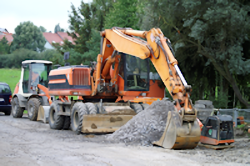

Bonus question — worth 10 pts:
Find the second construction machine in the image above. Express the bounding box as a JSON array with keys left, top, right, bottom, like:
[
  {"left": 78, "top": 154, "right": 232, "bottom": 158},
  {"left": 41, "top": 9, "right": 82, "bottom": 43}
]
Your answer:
[{"left": 40, "top": 27, "right": 200, "bottom": 149}]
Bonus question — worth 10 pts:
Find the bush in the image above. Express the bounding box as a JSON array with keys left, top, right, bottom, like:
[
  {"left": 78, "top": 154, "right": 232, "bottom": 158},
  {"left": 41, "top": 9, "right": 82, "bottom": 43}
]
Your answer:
[{"left": 0, "top": 48, "right": 64, "bottom": 68}]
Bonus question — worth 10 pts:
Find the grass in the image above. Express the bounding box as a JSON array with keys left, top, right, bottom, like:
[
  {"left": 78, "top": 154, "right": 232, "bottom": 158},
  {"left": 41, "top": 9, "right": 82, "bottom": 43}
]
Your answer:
[{"left": 0, "top": 68, "right": 21, "bottom": 93}]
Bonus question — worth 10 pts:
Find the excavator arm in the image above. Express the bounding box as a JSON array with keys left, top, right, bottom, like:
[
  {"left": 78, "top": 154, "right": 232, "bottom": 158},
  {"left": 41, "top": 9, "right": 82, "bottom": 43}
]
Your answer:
[{"left": 94, "top": 27, "right": 201, "bottom": 149}]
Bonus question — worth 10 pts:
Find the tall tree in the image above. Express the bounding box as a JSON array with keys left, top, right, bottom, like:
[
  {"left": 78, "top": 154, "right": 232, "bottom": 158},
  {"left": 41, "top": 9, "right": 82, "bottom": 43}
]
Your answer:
[
  {"left": 144, "top": 0, "right": 250, "bottom": 107},
  {"left": 104, "top": 0, "right": 139, "bottom": 29},
  {"left": 39, "top": 26, "right": 47, "bottom": 32},
  {"left": 10, "top": 21, "right": 46, "bottom": 52},
  {"left": 66, "top": 0, "right": 113, "bottom": 64},
  {"left": 0, "top": 37, "right": 10, "bottom": 54},
  {"left": 68, "top": 2, "right": 93, "bottom": 54},
  {"left": 54, "top": 24, "right": 61, "bottom": 33}
]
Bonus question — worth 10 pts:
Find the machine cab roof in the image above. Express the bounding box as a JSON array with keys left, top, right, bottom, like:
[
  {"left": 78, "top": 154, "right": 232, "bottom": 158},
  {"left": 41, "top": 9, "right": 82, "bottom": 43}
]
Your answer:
[{"left": 22, "top": 60, "right": 52, "bottom": 64}]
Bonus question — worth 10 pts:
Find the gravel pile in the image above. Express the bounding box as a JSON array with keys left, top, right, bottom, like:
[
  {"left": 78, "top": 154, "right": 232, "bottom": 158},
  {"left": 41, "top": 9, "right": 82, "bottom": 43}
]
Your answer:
[{"left": 106, "top": 100, "right": 175, "bottom": 146}]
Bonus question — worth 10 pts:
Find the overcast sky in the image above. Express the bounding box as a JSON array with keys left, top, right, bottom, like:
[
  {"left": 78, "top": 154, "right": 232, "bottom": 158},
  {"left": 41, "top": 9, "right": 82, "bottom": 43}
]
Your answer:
[{"left": 1, "top": 0, "right": 92, "bottom": 33}]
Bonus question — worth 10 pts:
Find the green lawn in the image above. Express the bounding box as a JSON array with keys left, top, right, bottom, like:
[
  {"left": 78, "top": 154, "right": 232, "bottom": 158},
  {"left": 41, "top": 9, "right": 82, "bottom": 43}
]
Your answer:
[{"left": 0, "top": 68, "right": 21, "bottom": 93}]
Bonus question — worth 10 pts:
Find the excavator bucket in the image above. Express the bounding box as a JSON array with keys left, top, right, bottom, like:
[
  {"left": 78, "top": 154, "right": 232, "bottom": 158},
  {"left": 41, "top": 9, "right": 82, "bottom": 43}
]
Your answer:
[
  {"left": 153, "top": 111, "right": 201, "bottom": 149},
  {"left": 37, "top": 106, "right": 50, "bottom": 123}
]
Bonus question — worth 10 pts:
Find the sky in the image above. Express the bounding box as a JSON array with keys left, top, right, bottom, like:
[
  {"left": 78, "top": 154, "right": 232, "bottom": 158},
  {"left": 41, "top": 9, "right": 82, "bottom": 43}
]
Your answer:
[{"left": 0, "top": 0, "right": 92, "bottom": 34}]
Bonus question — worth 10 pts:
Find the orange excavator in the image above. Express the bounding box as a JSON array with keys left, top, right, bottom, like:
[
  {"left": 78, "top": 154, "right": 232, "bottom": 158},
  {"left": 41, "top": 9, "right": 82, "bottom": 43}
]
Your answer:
[{"left": 37, "top": 27, "right": 201, "bottom": 149}]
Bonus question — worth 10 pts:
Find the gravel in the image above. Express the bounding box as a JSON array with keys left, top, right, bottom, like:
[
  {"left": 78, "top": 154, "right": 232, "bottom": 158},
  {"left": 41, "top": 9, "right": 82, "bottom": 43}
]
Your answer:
[{"left": 106, "top": 100, "right": 175, "bottom": 146}]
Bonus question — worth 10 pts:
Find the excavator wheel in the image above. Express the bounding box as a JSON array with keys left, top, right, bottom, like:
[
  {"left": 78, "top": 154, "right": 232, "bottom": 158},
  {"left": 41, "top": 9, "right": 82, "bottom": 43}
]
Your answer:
[
  {"left": 27, "top": 98, "right": 41, "bottom": 121},
  {"left": 85, "top": 103, "right": 97, "bottom": 115},
  {"left": 141, "top": 103, "right": 149, "bottom": 110},
  {"left": 49, "top": 101, "right": 65, "bottom": 130},
  {"left": 71, "top": 102, "right": 88, "bottom": 134},
  {"left": 130, "top": 103, "right": 143, "bottom": 114},
  {"left": 12, "top": 97, "right": 24, "bottom": 118},
  {"left": 63, "top": 117, "right": 71, "bottom": 130}
]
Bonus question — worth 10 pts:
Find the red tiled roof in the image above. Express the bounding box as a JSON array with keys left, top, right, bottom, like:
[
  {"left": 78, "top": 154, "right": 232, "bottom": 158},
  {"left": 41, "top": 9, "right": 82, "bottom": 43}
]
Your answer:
[
  {"left": 0, "top": 34, "right": 13, "bottom": 44},
  {"left": 57, "top": 32, "right": 75, "bottom": 44},
  {"left": 43, "top": 32, "right": 63, "bottom": 45}
]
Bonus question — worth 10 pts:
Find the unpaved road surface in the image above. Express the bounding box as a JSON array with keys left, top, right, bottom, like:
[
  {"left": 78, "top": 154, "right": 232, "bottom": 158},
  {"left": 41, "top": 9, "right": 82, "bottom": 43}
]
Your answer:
[{"left": 0, "top": 113, "right": 249, "bottom": 166}]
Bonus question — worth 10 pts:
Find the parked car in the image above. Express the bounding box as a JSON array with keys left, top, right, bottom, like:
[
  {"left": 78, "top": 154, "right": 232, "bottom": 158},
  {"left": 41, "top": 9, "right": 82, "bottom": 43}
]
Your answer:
[{"left": 0, "top": 82, "right": 12, "bottom": 115}]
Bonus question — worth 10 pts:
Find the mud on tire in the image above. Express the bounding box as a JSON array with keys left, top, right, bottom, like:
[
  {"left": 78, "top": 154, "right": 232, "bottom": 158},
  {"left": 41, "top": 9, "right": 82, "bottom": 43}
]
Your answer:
[
  {"left": 130, "top": 103, "right": 143, "bottom": 114},
  {"left": 27, "top": 98, "right": 41, "bottom": 121},
  {"left": 49, "top": 101, "right": 65, "bottom": 130},
  {"left": 11, "top": 97, "right": 24, "bottom": 118},
  {"left": 71, "top": 102, "right": 88, "bottom": 134}
]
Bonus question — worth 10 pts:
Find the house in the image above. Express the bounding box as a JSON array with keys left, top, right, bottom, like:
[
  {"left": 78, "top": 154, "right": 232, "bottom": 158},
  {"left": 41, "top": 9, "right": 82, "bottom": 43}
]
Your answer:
[
  {"left": 0, "top": 28, "right": 13, "bottom": 45},
  {"left": 0, "top": 27, "right": 76, "bottom": 49},
  {"left": 43, "top": 32, "right": 76, "bottom": 49}
]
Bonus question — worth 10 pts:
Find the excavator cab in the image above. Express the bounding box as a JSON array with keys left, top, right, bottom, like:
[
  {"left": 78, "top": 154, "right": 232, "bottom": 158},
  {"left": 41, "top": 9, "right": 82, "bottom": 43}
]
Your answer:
[{"left": 120, "top": 53, "right": 149, "bottom": 91}]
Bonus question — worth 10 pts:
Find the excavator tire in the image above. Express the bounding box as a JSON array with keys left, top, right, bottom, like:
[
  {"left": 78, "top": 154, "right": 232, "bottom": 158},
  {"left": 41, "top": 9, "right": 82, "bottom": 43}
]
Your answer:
[
  {"left": 130, "top": 103, "right": 143, "bottom": 114},
  {"left": 49, "top": 101, "right": 65, "bottom": 130},
  {"left": 85, "top": 103, "right": 97, "bottom": 115},
  {"left": 141, "top": 103, "right": 149, "bottom": 110},
  {"left": 71, "top": 102, "right": 88, "bottom": 134},
  {"left": 27, "top": 98, "right": 40, "bottom": 121},
  {"left": 12, "top": 97, "right": 24, "bottom": 118},
  {"left": 63, "top": 117, "right": 71, "bottom": 130}
]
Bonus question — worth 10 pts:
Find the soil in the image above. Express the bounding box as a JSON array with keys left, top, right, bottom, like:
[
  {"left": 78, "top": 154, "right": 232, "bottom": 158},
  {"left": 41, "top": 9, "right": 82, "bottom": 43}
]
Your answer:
[{"left": 0, "top": 112, "right": 250, "bottom": 166}]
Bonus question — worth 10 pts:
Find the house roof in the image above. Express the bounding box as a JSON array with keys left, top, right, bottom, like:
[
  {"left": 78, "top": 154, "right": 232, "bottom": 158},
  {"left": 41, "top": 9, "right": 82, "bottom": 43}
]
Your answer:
[
  {"left": 43, "top": 32, "right": 63, "bottom": 45},
  {"left": 43, "top": 32, "right": 77, "bottom": 46},
  {"left": 0, "top": 34, "right": 13, "bottom": 44},
  {"left": 57, "top": 32, "right": 75, "bottom": 44}
]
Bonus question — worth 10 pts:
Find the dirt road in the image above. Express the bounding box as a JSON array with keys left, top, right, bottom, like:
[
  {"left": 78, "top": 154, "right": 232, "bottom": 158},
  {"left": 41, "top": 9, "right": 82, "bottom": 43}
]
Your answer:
[{"left": 0, "top": 113, "right": 249, "bottom": 166}]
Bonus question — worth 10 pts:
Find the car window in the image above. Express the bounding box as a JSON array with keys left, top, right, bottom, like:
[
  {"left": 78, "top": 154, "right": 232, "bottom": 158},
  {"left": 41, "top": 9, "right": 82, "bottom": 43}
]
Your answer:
[{"left": 0, "top": 84, "right": 11, "bottom": 94}]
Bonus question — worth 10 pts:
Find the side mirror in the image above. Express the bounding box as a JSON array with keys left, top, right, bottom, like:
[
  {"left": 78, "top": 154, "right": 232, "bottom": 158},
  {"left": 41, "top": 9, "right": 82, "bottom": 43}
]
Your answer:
[{"left": 22, "top": 64, "right": 28, "bottom": 68}]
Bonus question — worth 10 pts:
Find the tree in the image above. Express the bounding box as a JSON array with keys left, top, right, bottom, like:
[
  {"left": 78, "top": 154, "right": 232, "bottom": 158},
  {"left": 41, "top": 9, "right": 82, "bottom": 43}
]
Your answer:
[
  {"left": 39, "top": 26, "right": 47, "bottom": 32},
  {"left": 144, "top": 0, "right": 250, "bottom": 107},
  {"left": 0, "top": 37, "right": 10, "bottom": 54},
  {"left": 54, "top": 24, "right": 61, "bottom": 33},
  {"left": 81, "top": 29, "right": 101, "bottom": 64},
  {"left": 10, "top": 21, "right": 46, "bottom": 52},
  {"left": 54, "top": 24, "right": 65, "bottom": 33},
  {"left": 67, "top": 0, "right": 113, "bottom": 55},
  {"left": 104, "top": 0, "right": 139, "bottom": 29}
]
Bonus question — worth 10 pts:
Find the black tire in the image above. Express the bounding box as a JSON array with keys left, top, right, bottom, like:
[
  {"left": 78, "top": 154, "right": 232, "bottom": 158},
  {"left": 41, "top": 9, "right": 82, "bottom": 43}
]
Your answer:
[
  {"left": 11, "top": 97, "right": 24, "bottom": 118},
  {"left": 4, "top": 109, "right": 11, "bottom": 116},
  {"left": 130, "top": 103, "right": 143, "bottom": 114},
  {"left": 85, "top": 102, "right": 97, "bottom": 115},
  {"left": 63, "top": 116, "right": 71, "bottom": 130},
  {"left": 141, "top": 103, "right": 149, "bottom": 110},
  {"left": 49, "top": 101, "right": 65, "bottom": 130},
  {"left": 27, "top": 98, "right": 41, "bottom": 121},
  {"left": 71, "top": 102, "right": 88, "bottom": 134}
]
